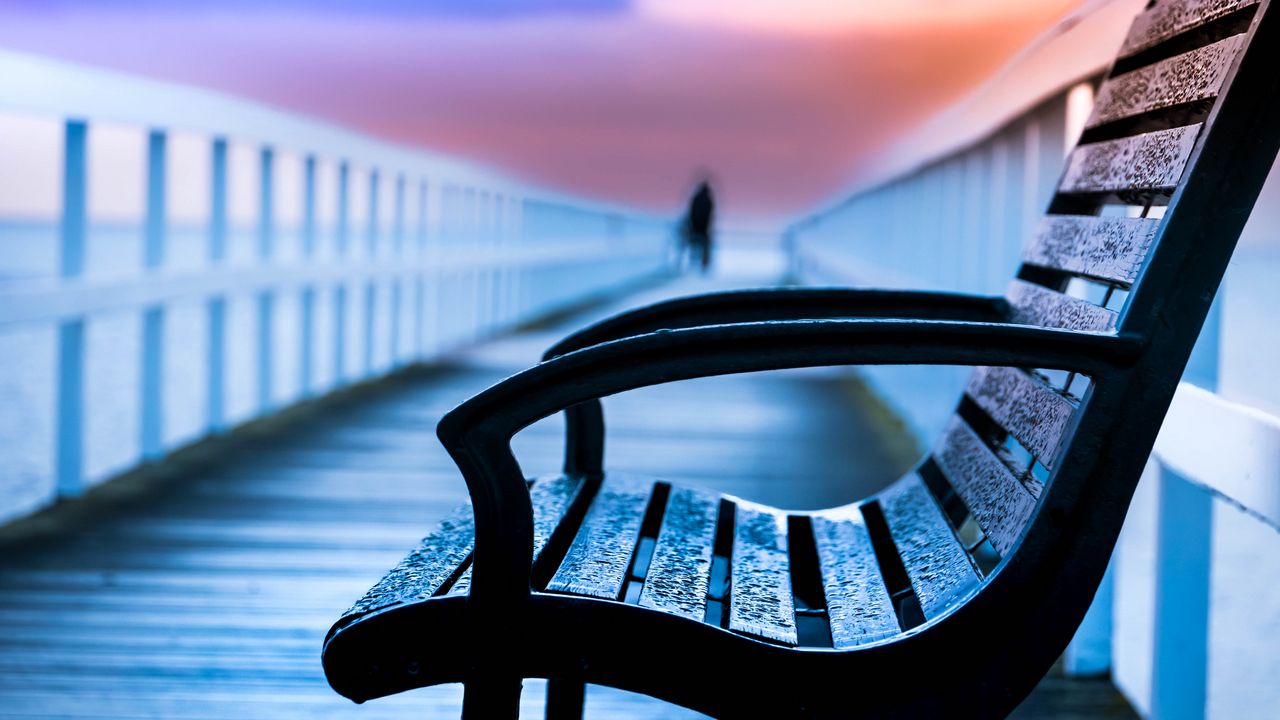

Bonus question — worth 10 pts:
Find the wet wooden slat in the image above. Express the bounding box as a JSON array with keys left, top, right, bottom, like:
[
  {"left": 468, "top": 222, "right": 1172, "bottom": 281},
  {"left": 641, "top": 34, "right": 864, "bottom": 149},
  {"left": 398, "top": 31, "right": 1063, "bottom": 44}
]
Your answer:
[
  {"left": 933, "top": 418, "right": 1039, "bottom": 556},
  {"left": 546, "top": 475, "right": 653, "bottom": 600},
  {"left": 966, "top": 366, "right": 1078, "bottom": 470},
  {"left": 1058, "top": 124, "right": 1201, "bottom": 195},
  {"left": 1090, "top": 35, "right": 1246, "bottom": 128},
  {"left": 1119, "top": 0, "right": 1258, "bottom": 58},
  {"left": 338, "top": 503, "right": 475, "bottom": 621},
  {"left": 729, "top": 502, "right": 797, "bottom": 645},
  {"left": 811, "top": 507, "right": 899, "bottom": 648},
  {"left": 637, "top": 486, "right": 720, "bottom": 621},
  {"left": 448, "top": 474, "right": 584, "bottom": 596},
  {"left": 1024, "top": 215, "right": 1160, "bottom": 285},
  {"left": 1007, "top": 280, "right": 1118, "bottom": 332},
  {"left": 879, "top": 475, "right": 982, "bottom": 620}
]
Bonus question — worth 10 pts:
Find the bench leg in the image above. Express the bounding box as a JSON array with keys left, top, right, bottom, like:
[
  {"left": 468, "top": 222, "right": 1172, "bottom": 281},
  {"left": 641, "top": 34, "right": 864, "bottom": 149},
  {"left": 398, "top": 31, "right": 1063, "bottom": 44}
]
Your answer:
[
  {"left": 462, "top": 675, "right": 523, "bottom": 719},
  {"left": 545, "top": 677, "right": 586, "bottom": 720}
]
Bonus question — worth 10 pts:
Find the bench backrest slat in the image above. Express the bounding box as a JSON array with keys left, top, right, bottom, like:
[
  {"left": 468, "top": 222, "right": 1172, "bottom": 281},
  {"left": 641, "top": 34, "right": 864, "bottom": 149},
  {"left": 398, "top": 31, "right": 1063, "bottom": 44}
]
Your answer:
[
  {"left": 932, "top": 418, "right": 1039, "bottom": 556},
  {"left": 965, "top": 366, "right": 1077, "bottom": 471},
  {"left": 1058, "top": 124, "right": 1201, "bottom": 194},
  {"left": 1119, "top": 0, "right": 1259, "bottom": 58},
  {"left": 1023, "top": 215, "right": 1159, "bottom": 284},
  {"left": 1088, "top": 34, "right": 1246, "bottom": 129},
  {"left": 1006, "top": 279, "right": 1118, "bottom": 331}
]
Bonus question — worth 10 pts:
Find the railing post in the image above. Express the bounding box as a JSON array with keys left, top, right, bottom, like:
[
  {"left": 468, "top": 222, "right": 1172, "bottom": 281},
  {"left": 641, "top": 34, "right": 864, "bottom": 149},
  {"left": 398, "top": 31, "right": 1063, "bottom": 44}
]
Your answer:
[
  {"left": 1064, "top": 560, "right": 1115, "bottom": 676},
  {"left": 417, "top": 178, "right": 429, "bottom": 254},
  {"left": 140, "top": 308, "right": 164, "bottom": 459},
  {"left": 394, "top": 172, "right": 406, "bottom": 256},
  {"left": 367, "top": 168, "right": 379, "bottom": 257},
  {"left": 145, "top": 130, "right": 167, "bottom": 269},
  {"left": 414, "top": 274, "right": 426, "bottom": 360},
  {"left": 337, "top": 160, "right": 350, "bottom": 256},
  {"left": 390, "top": 278, "right": 402, "bottom": 366},
  {"left": 391, "top": 172, "right": 406, "bottom": 365},
  {"left": 334, "top": 285, "right": 347, "bottom": 383},
  {"left": 415, "top": 178, "right": 429, "bottom": 359},
  {"left": 364, "top": 169, "right": 378, "bottom": 376},
  {"left": 207, "top": 137, "right": 228, "bottom": 432},
  {"left": 1150, "top": 467, "right": 1213, "bottom": 720},
  {"left": 300, "top": 154, "right": 317, "bottom": 396},
  {"left": 56, "top": 119, "right": 87, "bottom": 496},
  {"left": 257, "top": 291, "right": 274, "bottom": 411},
  {"left": 1144, "top": 283, "right": 1221, "bottom": 716},
  {"left": 55, "top": 322, "right": 84, "bottom": 497},
  {"left": 60, "top": 121, "right": 87, "bottom": 279},
  {"left": 257, "top": 146, "right": 275, "bottom": 411},
  {"left": 140, "top": 129, "right": 166, "bottom": 459},
  {"left": 335, "top": 160, "right": 350, "bottom": 383},
  {"left": 303, "top": 154, "right": 317, "bottom": 257},
  {"left": 300, "top": 287, "right": 315, "bottom": 396},
  {"left": 362, "top": 281, "right": 375, "bottom": 375}
]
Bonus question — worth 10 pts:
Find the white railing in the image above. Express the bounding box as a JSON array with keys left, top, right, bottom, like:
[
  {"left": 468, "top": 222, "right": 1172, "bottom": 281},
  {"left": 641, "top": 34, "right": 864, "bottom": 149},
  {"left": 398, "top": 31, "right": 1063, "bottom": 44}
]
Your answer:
[
  {"left": 0, "top": 48, "right": 673, "bottom": 525},
  {"left": 788, "top": 82, "right": 1096, "bottom": 441},
  {"left": 785, "top": 3, "right": 1280, "bottom": 717}
]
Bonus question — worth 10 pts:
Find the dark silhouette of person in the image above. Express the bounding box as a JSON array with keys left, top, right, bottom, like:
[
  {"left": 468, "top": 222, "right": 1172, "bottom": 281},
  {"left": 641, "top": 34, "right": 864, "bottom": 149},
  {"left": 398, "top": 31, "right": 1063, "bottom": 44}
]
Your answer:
[{"left": 683, "top": 180, "right": 715, "bottom": 274}]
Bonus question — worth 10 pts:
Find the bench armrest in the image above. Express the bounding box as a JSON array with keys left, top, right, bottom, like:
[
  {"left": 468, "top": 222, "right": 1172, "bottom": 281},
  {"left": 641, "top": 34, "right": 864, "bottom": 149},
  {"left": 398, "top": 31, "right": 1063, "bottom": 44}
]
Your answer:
[
  {"left": 544, "top": 287, "right": 1009, "bottom": 475},
  {"left": 542, "top": 287, "right": 1010, "bottom": 360},
  {"left": 437, "top": 319, "right": 1141, "bottom": 611}
]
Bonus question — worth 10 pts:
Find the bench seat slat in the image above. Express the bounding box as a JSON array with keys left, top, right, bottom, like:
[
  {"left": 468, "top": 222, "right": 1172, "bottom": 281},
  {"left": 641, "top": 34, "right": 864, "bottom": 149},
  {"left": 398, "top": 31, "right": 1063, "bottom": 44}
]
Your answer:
[
  {"left": 449, "top": 474, "right": 585, "bottom": 596},
  {"left": 879, "top": 475, "right": 981, "bottom": 620},
  {"left": 934, "top": 418, "right": 1039, "bottom": 556},
  {"left": 1058, "top": 124, "right": 1201, "bottom": 195},
  {"left": 547, "top": 475, "right": 653, "bottom": 600},
  {"left": 966, "top": 366, "right": 1077, "bottom": 471},
  {"left": 1119, "top": 0, "right": 1258, "bottom": 58},
  {"left": 1024, "top": 215, "right": 1160, "bottom": 285},
  {"left": 811, "top": 508, "right": 899, "bottom": 648},
  {"left": 1007, "top": 279, "right": 1118, "bottom": 332},
  {"left": 1090, "top": 35, "right": 1246, "bottom": 129},
  {"left": 339, "top": 503, "right": 477, "bottom": 621},
  {"left": 638, "top": 486, "right": 720, "bottom": 621},
  {"left": 730, "top": 502, "right": 798, "bottom": 645}
]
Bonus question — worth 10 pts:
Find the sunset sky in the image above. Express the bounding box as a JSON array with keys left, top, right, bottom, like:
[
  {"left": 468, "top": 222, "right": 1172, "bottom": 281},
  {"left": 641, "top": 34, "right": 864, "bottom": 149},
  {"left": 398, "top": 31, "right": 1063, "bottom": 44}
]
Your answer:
[{"left": 0, "top": 0, "right": 1087, "bottom": 221}]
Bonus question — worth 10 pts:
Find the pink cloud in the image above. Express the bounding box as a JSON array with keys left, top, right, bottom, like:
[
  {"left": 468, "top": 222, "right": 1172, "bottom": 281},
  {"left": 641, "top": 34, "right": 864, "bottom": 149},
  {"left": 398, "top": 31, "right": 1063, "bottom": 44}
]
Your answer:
[{"left": 0, "top": 3, "right": 1081, "bottom": 220}]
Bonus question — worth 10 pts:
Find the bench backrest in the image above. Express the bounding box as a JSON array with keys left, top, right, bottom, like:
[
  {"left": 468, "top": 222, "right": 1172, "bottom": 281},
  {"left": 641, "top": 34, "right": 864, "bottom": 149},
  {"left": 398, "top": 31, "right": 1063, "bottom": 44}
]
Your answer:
[{"left": 927, "top": 0, "right": 1279, "bottom": 565}]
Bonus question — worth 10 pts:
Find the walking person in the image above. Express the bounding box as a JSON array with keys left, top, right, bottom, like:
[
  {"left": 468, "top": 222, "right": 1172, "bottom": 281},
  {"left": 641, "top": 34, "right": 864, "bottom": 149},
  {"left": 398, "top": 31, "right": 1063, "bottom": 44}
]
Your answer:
[{"left": 682, "top": 179, "right": 715, "bottom": 274}]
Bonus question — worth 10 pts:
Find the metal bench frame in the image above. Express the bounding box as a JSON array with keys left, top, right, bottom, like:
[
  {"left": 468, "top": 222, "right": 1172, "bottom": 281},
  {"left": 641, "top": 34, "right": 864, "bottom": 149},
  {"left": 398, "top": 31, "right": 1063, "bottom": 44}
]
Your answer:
[{"left": 324, "top": 1, "right": 1280, "bottom": 717}]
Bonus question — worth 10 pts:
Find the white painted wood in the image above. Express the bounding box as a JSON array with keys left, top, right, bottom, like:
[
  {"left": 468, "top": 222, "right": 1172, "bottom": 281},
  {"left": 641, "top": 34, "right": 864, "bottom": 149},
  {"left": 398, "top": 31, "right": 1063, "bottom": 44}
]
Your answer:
[{"left": 1155, "top": 382, "right": 1280, "bottom": 530}]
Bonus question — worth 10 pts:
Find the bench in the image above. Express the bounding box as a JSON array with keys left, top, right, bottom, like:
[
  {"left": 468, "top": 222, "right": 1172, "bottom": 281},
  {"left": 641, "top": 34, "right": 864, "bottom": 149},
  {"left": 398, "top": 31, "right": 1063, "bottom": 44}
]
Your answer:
[{"left": 322, "top": 1, "right": 1280, "bottom": 717}]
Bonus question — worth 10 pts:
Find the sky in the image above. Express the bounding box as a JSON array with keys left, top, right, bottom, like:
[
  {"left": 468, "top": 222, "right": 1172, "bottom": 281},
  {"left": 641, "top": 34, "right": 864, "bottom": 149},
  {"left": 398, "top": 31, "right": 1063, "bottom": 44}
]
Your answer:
[{"left": 0, "top": 0, "right": 1085, "bottom": 222}]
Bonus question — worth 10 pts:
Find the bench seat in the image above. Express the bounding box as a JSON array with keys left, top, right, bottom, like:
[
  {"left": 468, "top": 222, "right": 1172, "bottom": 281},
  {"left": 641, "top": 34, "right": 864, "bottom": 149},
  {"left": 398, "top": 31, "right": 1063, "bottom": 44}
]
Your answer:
[{"left": 325, "top": 471, "right": 986, "bottom": 707}]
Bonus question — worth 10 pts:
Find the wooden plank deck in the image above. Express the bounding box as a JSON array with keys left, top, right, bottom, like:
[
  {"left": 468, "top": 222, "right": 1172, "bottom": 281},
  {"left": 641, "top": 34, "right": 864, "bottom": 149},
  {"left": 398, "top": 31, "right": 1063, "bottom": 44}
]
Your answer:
[{"left": 0, "top": 274, "right": 1135, "bottom": 719}]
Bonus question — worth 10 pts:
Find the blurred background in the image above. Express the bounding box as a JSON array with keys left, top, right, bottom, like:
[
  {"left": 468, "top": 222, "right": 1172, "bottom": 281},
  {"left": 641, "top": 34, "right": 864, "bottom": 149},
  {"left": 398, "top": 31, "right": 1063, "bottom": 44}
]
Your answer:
[{"left": 0, "top": 0, "right": 1277, "bottom": 718}]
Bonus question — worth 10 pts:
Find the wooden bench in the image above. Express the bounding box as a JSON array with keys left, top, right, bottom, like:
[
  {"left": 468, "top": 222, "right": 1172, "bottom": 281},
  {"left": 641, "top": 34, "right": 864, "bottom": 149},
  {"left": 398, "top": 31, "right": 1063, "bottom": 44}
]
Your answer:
[{"left": 323, "top": 1, "right": 1280, "bottom": 717}]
